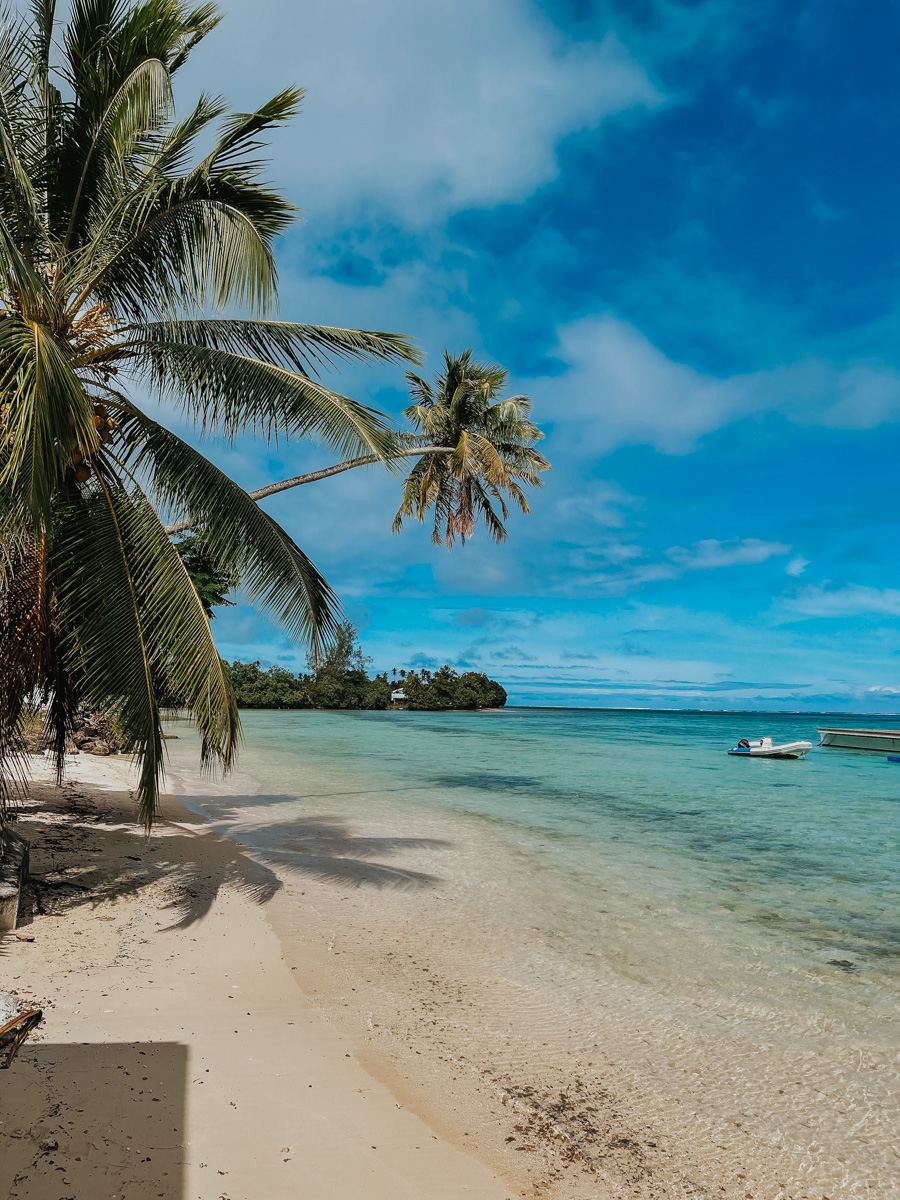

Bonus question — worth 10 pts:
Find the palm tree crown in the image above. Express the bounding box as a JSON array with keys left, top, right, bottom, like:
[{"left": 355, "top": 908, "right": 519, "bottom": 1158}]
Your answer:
[
  {"left": 0, "top": 0, "right": 419, "bottom": 824},
  {"left": 393, "top": 350, "right": 549, "bottom": 547}
]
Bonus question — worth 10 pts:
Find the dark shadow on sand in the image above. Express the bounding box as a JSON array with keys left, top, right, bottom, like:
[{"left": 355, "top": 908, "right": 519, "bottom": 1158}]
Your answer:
[
  {"left": 177, "top": 795, "right": 449, "bottom": 892},
  {"left": 0, "top": 1041, "right": 187, "bottom": 1199},
  {"left": 13, "top": 782, "right": 447, "bottom": 939}
]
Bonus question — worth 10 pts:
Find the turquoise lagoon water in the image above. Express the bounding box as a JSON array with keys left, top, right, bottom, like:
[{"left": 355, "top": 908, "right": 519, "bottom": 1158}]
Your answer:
[
  {"left": 165, "top": 707, "right": 900, "bottom": 1192},
  {"left": 167, "top": 706, "right": 900, "bottom": 1031}
]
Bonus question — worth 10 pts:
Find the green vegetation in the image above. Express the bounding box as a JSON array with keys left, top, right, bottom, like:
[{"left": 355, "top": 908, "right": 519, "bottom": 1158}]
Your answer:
[
  {"left": 173, "top": 535, "right": 235, "bottom": 617},
  {"left": 399, "top": 667, "right": 507, "bottom": 710},
  {"left": 394, "top": 349, "right": 548, "bottom": 547},
  {"left": 227, "top": 624, "right": 506, "bottom": 711}
]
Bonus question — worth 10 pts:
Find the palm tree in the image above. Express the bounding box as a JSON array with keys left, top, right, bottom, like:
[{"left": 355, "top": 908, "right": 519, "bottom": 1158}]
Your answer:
[
  {"left": 165, "top": 350, "right": 550, "bottom": 545},
  {"left": 392, "top": 350, "right": 549, "bottom": 546},
  {"left": 0, "top": 0, "right": 418, "bottom": 825}
]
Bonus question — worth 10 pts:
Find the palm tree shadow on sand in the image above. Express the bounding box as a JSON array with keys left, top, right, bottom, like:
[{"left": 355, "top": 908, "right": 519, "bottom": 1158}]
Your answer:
[
  {"left": 16, "top": 784, "right": 449, "bottom": 935},
  {"left": 176, "top": 794, "right": 450, "bottom": 902}
]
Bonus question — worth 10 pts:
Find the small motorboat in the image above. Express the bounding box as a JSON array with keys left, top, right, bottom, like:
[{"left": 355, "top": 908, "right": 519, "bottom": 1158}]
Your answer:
[{"left": 727, "top": 736, "right": 812, "bottom": 759}]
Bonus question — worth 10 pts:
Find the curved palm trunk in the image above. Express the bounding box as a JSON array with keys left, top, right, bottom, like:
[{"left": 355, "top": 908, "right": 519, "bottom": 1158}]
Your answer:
[{"left": 163, "top": 446, "right": 451, "bottom": 535}]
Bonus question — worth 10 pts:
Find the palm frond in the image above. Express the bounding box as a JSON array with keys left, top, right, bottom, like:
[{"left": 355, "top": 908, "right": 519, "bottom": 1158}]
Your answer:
[
  {"left": 0, "top": 13, "right": 43, "bottom": 246},
  {"left": 61, "top": 55, "right": 174, "bottom": 252},
  {"left": 132, "top": 318, "right": 421, "bottom": 374},
  {"left": 0, "top": 317, "right": 97, "bottom": 522},
  {"left": 115, "top": 407, "right": 342, "bottom": 649},
  {"left": 143, "top": 91, "right": 226, "bottom": 177},
  {"left": 51, "top": 474, "right": 238, "bottom": 827},
  {"left": 197, "top": 87, "right": 302, "bottom": 176},
  {"left": 132, "top": 336, "right": 397, "bottom": 457},
  {"left": 67, "top": 193, "right": 280, "bottom": 318}
]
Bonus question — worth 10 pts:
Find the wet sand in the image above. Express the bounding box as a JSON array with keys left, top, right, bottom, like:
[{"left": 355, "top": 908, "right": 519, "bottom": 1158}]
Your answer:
[{"left": 166, "top": 745, "right": 897, "bottom": 1200}]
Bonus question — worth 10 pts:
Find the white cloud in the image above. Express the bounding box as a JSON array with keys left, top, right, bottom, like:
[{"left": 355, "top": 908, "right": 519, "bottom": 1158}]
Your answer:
[
  {"left": 543, "top": 315, "right": 737, "bottom": 454},
  {"left": 180, "top": 0, "right": 662, "bottom": 222},
  {"left": 538, "top": 314, "right": 900, "bottom": 454},
  {"left": 784, "top": 584, "right": 900, "bottom": 619},
  {"left": 666, "top": 537, "right": 791, "bottom": 571},
  {"left": 555, "top": 479, "right": 638, "bottom": 527},
  {"left": 785, "top": 555, "right": 809, "bottom": 577},
  {"left": 551, "top": 534, "right": 791, "bottom": 596}
]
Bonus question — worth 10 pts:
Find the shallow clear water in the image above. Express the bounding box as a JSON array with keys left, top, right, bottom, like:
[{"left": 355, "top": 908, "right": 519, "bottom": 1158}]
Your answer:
[
  {"left": 167, "top": 707, "right": 900, "bottom": 1037},
  {"left": 162, "top": 707, "right": 900, "bottom": 1194}
]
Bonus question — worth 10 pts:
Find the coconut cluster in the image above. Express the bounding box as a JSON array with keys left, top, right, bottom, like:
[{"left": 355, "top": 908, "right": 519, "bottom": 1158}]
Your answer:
[{"left": 70, "top": 403, "right": 118, "bottom": 483}]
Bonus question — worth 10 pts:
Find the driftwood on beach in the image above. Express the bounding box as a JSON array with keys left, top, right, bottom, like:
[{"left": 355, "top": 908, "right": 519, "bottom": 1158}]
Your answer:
[{"left": 0, "top": 994, "right": 42, "bottom": 1068}]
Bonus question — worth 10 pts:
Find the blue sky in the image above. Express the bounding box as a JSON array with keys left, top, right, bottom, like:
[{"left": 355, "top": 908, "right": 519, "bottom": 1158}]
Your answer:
[{"left": 177, "top": 0, "right": 900, "bottom": 709}]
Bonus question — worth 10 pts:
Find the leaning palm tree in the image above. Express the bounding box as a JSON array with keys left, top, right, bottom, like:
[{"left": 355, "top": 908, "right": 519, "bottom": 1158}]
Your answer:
[
  {"left": 168, "top": 350, "right": 550, "bottom": 546},
  {"left": 0, "top": 0, "right": 418, "bottom": 825},
  {"left": 392, "top": 350, "right": 549, "bottom": 546}
]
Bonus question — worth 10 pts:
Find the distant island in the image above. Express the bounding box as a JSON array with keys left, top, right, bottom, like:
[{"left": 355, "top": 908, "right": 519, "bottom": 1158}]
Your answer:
[{"left": 227, "top": 622, "right": 506, "bottom": 711}]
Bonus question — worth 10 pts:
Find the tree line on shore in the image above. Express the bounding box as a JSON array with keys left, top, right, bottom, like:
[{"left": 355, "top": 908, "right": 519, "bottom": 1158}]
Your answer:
[{"left": 227, "top": 623, "right": 506, "bottom": 710}]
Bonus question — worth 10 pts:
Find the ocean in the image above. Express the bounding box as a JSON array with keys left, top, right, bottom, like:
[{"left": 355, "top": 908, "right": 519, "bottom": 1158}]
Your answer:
[{"left": 164, "top": 707, "right": 900, "bottom": 1197}]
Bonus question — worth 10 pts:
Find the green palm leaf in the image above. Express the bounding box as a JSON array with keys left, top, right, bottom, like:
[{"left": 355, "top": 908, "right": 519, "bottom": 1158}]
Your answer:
[
  {"left": 132, "top": 318, "right": 420, "bottom": 374},
  {"left": 393, "top": 350, "right": 549, "bottom": 546},
  {"left": 115, "top": 405, "right": 341, "bottom": 648},
  {"left": 51, "top": 474, "right": 238, "bottom": 827},
  {"left": 131, "top": 334, "right": 399, "bottom": 457}
]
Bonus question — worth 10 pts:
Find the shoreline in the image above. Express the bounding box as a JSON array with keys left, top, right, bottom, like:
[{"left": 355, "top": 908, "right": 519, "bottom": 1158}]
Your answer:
[
  {"left": 4, "top": 744, "right": 896, "bottom": 1200},
  {"left": 164, "top": 715, "right": 900, "bottom": 1200},
  {"left": 0, "top": 754, "right": 511, "bottom": 1200}
]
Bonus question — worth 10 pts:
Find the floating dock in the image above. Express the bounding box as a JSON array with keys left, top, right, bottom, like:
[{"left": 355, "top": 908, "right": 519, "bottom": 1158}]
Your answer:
[{"left": 817, "top": 727, "right": 900, "bottom": 752}]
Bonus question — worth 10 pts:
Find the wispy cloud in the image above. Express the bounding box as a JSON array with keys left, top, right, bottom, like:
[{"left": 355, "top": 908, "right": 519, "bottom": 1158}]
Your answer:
[
  {"left": 538, "top": 315, "right": 900, "bottom": 456},
  {"left": 666, "top": 537, "right": 791, "bottom": 570},
  {"left": 558, "top": 535, "right": 792, "bottom": 595},
  {"left": 555, "top": 480, "right": 640, "bottom": 528},
  {"left": 783, "top": 584, "right": 900, "bottom": 619}
]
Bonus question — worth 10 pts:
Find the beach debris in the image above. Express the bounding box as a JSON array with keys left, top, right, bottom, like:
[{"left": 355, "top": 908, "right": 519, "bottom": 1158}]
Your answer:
[
  {"left": 492, "top": 1076, "right": 651, "bottom": 1183},
  {"left": 0, "top": 992, "right": 43, "bottom": 1068},
  {"left": 14, "top": 931, "right": 34, "bottom": 941}
]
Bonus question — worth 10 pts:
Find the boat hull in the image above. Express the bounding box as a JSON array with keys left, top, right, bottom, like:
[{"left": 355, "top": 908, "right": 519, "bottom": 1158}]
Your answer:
[
  {"left": 727, "top": 740, "right": 812, "bottom": 759},
  {"left": 818, "top": 728, "right": 900, "bottom": 752},
  {"left": 727, "top": 747, "right": 811, "bottom": 759}
]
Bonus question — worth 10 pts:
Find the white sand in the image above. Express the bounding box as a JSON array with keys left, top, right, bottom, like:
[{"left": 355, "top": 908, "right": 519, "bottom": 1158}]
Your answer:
[{"left": 0, "top": 755, "right": 512, "bottom": 1200}]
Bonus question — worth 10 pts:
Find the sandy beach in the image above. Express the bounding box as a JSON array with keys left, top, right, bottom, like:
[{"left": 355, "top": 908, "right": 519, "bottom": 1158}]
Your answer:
[{"left": 0, "top": 755, "right": 512, "bottom": 1200}]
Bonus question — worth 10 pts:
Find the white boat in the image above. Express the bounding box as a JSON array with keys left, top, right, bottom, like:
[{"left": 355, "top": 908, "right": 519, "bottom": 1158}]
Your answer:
[
  {"left": 727, "top": 736, "right": 813, "bottom": 759},
  {"left": 817, "top": 727, "right": 900, "bottom": 752}
]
